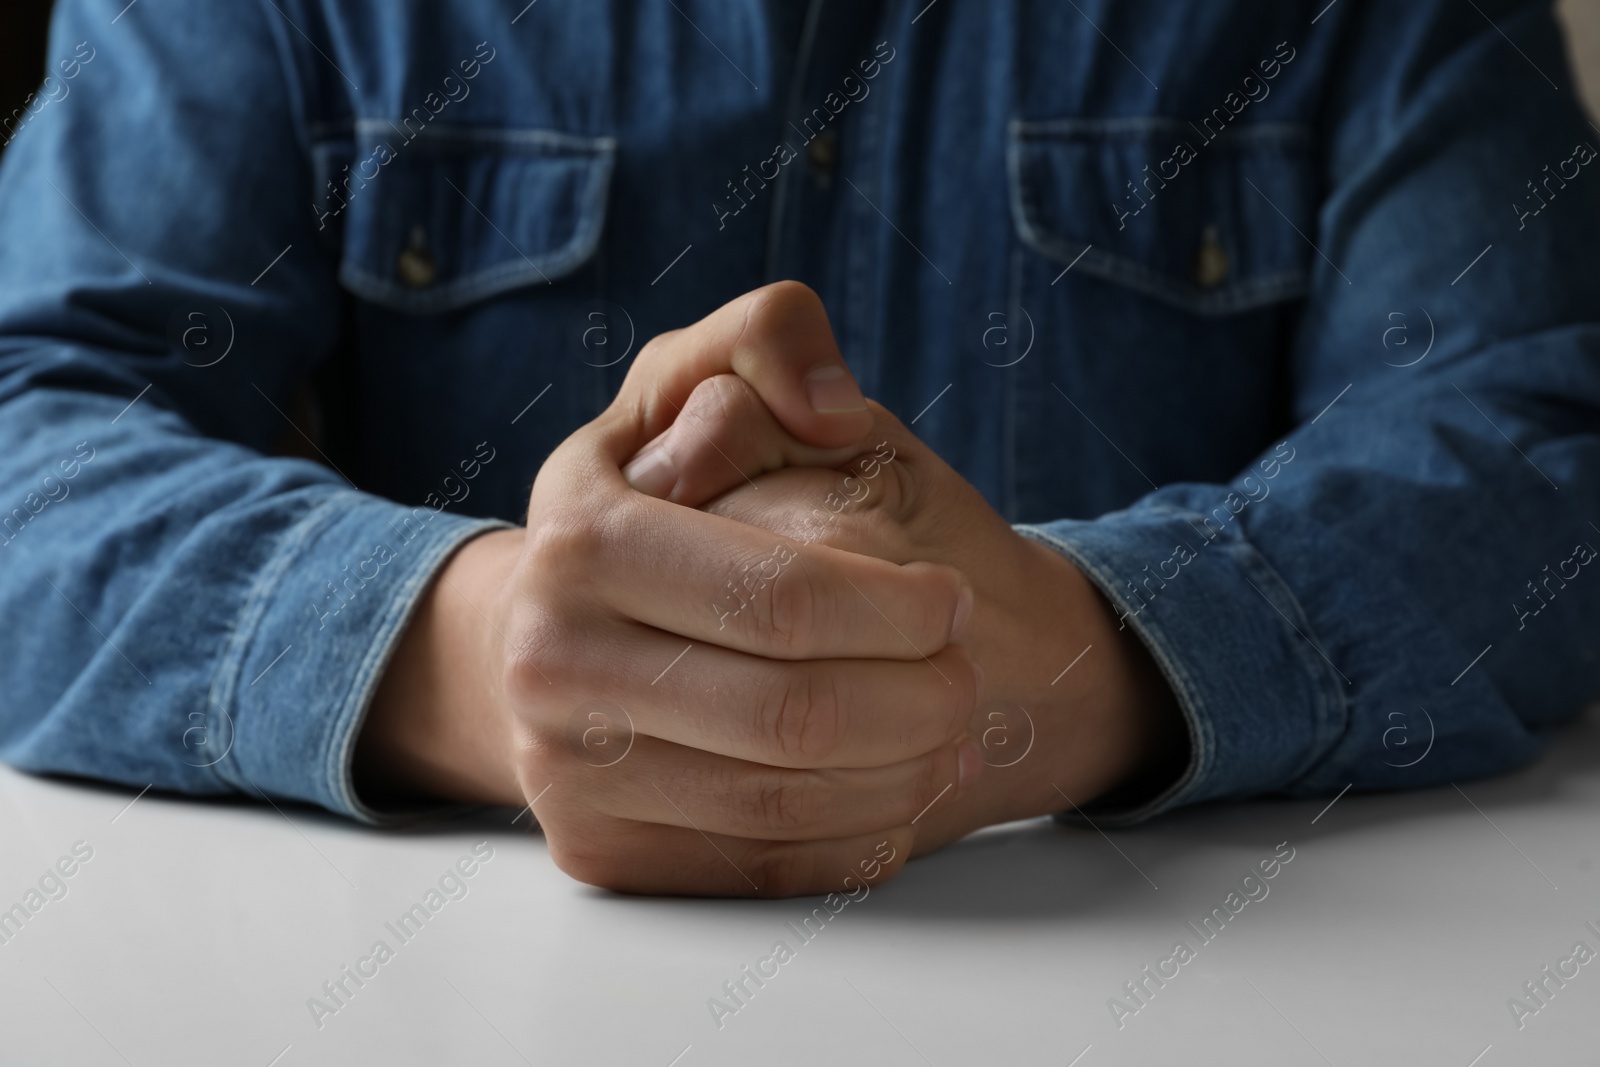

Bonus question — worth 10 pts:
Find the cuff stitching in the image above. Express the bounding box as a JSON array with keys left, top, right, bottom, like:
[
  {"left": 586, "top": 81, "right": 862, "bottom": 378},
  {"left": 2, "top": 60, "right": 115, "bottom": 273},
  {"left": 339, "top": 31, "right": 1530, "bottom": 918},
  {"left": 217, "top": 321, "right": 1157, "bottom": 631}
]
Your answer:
[{"left": 208, "top": 490, "right": 360, "bottom": 797}]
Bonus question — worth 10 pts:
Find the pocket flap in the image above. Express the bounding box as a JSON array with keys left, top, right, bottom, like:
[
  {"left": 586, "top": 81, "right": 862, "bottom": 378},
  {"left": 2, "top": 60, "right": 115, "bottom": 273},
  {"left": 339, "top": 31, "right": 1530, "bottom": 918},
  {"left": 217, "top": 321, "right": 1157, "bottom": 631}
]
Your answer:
[
  {"left": 315, "top": 123, "right": 615, "bottom": 315},
  {"left": 1007, "top": 117, "right": 1314, "bottom": 316}
]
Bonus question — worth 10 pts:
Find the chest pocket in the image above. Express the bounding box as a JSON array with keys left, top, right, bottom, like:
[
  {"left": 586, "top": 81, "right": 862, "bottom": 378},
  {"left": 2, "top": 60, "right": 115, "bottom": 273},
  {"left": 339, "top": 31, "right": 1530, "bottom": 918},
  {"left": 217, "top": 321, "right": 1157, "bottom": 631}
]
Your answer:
[
  {"left": 1007, "top": 117, "right": 1314, "bottom": 316},
  {"left": 313, "top": 122, "right": 616, "bottom": 315}
]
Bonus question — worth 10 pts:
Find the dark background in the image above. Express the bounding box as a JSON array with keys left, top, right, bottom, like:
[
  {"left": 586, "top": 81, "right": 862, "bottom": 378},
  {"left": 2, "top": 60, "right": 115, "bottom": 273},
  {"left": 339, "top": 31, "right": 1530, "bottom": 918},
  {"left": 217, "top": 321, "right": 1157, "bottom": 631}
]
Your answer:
[{"left": 1, "top": 0, "right": 54, "bottom": 159}]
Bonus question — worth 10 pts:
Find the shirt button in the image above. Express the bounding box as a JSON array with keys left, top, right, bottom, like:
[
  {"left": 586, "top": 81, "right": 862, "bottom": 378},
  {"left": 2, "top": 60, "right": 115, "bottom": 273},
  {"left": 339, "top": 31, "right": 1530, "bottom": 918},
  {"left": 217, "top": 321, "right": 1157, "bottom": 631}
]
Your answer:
[
  {"left": 396, "top": 224, "right": 437, "bottom": 289},
  {"left": 807, "top": 129, "right": 838, "bottom": 183},
  {"left": 1195, "top": 224, "right": 1229, "bottom": 288}
]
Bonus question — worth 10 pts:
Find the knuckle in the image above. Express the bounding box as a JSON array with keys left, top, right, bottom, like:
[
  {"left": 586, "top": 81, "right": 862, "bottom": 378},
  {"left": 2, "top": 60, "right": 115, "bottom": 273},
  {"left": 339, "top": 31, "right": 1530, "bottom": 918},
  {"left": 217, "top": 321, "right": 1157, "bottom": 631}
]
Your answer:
[
  {"left": 515, "top": 725, "right": 564, "bottom": 775},
  {"left": 717, "top": 544, "right": 807, "bottom": 651},
  {"left": 758, "top": 564, "right": 821, "bottom": 656},
  {"left": 529, "top": 494, "right": 647, "bottom": 594},
  {"left": 894, "top": 562, "right": 962, "bottom": 645},
  {"left": 745, "top": 770, "right": 822, "bottom": 835},
  {"left": 876, "top": 449, "right": 920, "bottom": 522},
  {"left": 844, "top": 509, "right": 908, "bottom": 558},
  {"left": 681, "top": 375, "right": 767, "bottom": 465},
  {"left": 502, "top": 608, "right": 572, "bottom": 704},
  {"left": 757, "top": 667, "right": 844, "bottom": 763},
  {"left": 526, "top": 508, "right": 603, "bottom": 583},
  {"left": 743, "top": 280, "right": 825, "bottom": 336},
  {"left": 634, "top": 327, "right": 681, "bottom": 372},
  {"left": 702, "top": 373, "right": 760, "bottom": 428}
]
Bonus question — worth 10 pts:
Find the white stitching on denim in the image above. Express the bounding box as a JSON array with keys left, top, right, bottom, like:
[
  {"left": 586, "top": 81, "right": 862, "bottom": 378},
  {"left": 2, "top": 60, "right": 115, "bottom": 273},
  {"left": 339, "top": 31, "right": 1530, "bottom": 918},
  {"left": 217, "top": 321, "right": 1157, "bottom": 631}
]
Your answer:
[
  {"left": 1005, "top": 117, "right": 1315, "bottom": 316},
  {"left": 333, "top": 146, "right": 614, "bottom": 313},
  {"left": 207, "top": 491, "right": 361, "bottom": 797},
  {"left": 325, "top": 514, "right": 516, "bottom": 823}
]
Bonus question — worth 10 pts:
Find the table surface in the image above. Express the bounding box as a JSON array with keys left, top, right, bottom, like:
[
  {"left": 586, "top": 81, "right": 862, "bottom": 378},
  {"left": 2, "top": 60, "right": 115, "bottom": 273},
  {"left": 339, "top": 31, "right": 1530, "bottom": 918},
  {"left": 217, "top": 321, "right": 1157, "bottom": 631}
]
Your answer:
[{"left": 2, "top": 708, "right": 1598, "bottom": 1067}]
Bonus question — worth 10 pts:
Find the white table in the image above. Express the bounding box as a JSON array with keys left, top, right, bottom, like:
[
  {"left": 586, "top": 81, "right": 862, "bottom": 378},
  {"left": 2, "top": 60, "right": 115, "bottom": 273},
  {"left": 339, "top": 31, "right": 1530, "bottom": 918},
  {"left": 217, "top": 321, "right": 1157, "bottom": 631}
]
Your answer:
[{"left": 3, "top": 708, "right": 1598, "bottom": 1067}]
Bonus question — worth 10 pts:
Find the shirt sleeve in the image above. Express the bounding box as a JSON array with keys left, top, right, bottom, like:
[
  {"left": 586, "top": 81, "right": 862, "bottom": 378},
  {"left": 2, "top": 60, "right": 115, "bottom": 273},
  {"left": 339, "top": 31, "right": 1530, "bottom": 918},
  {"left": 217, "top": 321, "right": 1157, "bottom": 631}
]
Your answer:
[
  {"left": 1026, "top": 0, "right": 1600, "bottom": 824},
  {"left": 0, "top": 0, "right": 509, "bottom": 822}
]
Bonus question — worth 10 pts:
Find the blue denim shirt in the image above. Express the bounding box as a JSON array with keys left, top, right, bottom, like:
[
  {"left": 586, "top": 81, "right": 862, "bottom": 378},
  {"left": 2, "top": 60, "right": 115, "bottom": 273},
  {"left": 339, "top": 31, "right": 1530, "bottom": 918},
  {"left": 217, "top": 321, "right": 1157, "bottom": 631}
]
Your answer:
[{"left": 1, "top": 0, "right": 1597, "bottom": 825}]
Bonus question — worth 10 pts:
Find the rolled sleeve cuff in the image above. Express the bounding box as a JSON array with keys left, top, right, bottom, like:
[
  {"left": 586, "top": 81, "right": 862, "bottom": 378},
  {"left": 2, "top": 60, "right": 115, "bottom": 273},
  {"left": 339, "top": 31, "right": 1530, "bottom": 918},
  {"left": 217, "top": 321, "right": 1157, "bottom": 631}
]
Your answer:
[
  {"left": 212, "top": 491, "right": 514, "bottom": 825},
  {"left": 1017, "top": 504, "right": 1348, "bottom": 826}
]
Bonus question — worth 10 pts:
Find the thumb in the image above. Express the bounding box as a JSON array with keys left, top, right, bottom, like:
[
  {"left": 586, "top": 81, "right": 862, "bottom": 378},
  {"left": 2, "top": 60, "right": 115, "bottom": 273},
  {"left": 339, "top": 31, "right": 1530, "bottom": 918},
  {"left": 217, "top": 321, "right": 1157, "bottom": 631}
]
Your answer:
[
  {"left": 596, "top": 280, "right": 871, "bottom": 465},
  {"left": 622, "top": 373, "right": 874, "bottom": 505}
]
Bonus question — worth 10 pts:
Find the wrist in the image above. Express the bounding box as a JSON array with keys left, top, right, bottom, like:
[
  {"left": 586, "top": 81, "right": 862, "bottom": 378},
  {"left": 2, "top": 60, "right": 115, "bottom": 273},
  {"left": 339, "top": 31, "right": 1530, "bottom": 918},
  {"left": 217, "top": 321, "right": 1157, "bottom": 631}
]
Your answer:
[
  {"left": 354, "top": 527, "right": 526, "bottom": 808},
  {"left": 1008, "top": 538, "right": 1188, "bottom": 810},
  {"left": 1087, "top": 580, "right": 1189, "bottom": 805}
]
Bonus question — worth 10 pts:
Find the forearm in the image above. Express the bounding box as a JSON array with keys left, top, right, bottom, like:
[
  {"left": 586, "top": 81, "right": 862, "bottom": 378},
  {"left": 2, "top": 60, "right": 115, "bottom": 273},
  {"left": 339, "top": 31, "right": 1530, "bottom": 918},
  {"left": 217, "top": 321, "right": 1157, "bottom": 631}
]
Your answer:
[
  {"left": 0, "top": 382, "right": 510, "bottom": 816},
  {"left": 1024, "top": 335, "right": 1600, "bottom": 823}
]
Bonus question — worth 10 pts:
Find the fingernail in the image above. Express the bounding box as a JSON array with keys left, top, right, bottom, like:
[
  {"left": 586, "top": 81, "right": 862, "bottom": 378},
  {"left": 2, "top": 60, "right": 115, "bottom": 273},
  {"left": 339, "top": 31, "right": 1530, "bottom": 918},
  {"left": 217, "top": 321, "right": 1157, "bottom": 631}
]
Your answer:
[
  {"left": 957, "top": 739, "right": 984, "bottom": 792},
  {"left": 951, "top": 583, "right": 974, "bottom": 641},
  {"left": 970, "top": 661, "right": 983, "bottom": 698},
  {"left": 805, "top": 365, "right": 867, "bottom": 413},
  {"left": 623, "top": 447, "right": 677, "bottom": 498}
]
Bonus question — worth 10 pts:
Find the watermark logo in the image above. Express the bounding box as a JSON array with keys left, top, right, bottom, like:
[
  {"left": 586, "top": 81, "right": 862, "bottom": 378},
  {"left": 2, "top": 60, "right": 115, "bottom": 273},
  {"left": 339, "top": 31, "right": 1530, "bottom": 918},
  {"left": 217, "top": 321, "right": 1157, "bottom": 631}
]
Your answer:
[
  {"left": 1380, "top": 308, "right": 1433, "bottom": 368},
  {"left": 180, "top": 702, "right": 234, "bottom": 769},
  {"left": 167, "top": 303, "right": 235, "bottom": 368},
  {"left": 564, "top": 699, "right": 635, "bottom": 767},
  {"left": 1380, "top": 705, "right": 1434, "bottom": 768},
  {"left": 571, "top": 301, "right": 635, "bottom": 368},
  {"left": 972, "top": 699, "right": 1035, "bottom": 767},
  {"left": 979, "top": 308, "right": 1034, "bottom": 368}
]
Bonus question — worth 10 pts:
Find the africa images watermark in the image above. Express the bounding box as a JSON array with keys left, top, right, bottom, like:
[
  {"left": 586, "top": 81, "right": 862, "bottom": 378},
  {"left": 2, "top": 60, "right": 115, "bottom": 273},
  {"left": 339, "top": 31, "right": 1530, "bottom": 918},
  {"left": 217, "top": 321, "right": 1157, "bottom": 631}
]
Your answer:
[
  {"left": 1505, "top": 917, "right": 1600, "bottom": 1030},
  {"left": 311, "top": 42, "right": 498, "bottom": 231},
  {"left": 1111, "top": 40, "right": 1297, "bottom": 230},
  {"left": 0, "top": 841, "right": 95, "bottom": 949},
  {"left": 311, "top": 441, "right": 498, "bottom": 629},
  {"left": 0, "top": 441, "right": 97, "bottom": 549},
  {"left": 1512, "top": 140, "right": 1596, "bottom": 231},
  {"left": 304, "top": 842, "right": 495, "bottom": 1029},
  {"left": 709, "top": 440, "right": 898, "bottom": 630},
  {"left": 1110, "top": 442, "right": 1297, "bottom": 631},
  {"left": 712, "top": 41, "right": 897, "bottom": 230},
  {"left": 704, "top": 840, "right": 897, "bottom": 1031},
  {"left": 1510, "top": 535, "right": 1595, "bottom": 632},
  {"left": 1107, "top": 841, "right": 1297, "bottom": 1029},
  {"left": 1, "top": 40, "right": 95, "bottom": 148}
]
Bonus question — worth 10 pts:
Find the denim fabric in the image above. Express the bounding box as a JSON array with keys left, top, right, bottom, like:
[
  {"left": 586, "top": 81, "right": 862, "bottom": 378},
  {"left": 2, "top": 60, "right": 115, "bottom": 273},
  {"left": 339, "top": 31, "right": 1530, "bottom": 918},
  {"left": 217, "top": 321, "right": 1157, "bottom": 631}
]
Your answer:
[{"left": 0, "top": 0, "right": 1596, "bottom": 823}]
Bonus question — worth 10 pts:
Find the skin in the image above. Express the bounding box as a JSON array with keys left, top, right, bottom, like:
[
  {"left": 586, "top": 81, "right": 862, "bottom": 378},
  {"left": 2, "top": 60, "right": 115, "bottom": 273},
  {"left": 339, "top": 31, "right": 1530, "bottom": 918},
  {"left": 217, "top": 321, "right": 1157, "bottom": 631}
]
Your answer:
[
  {"left": 636, "top": 371, "right": 1189, "bottom": 857},
  {"left": 357, "top": 282, "right": 1186, "bottom": 896}
]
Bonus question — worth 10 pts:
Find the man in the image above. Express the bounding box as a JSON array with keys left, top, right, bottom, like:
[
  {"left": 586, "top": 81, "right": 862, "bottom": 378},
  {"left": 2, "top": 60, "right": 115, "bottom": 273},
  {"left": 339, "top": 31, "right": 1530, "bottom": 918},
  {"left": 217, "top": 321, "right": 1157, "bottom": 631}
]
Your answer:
[{"left": 0, "top": 0, "right": 1596, "bottom": 897}]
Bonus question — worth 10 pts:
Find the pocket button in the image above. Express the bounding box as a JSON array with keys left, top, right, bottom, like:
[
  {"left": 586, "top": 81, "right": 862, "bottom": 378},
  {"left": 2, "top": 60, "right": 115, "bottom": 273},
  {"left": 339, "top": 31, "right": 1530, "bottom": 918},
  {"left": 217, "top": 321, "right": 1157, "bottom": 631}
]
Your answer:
[
  {"left": 396, "top": 224, "right": 438, "bottom": 289},
  {"left": 1195, "top": 224, "right": 1229, "bottom": 288},
  {"left": 807, "top": 129, "right": 838, "bottom": 184}
]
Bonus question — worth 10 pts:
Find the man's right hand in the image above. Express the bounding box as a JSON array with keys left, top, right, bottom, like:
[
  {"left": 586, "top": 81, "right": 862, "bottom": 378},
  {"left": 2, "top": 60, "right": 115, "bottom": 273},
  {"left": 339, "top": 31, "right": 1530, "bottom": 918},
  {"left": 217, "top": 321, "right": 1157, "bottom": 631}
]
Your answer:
[{"left": 356, "top": 283, "right": 983, "bottom": 896}]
